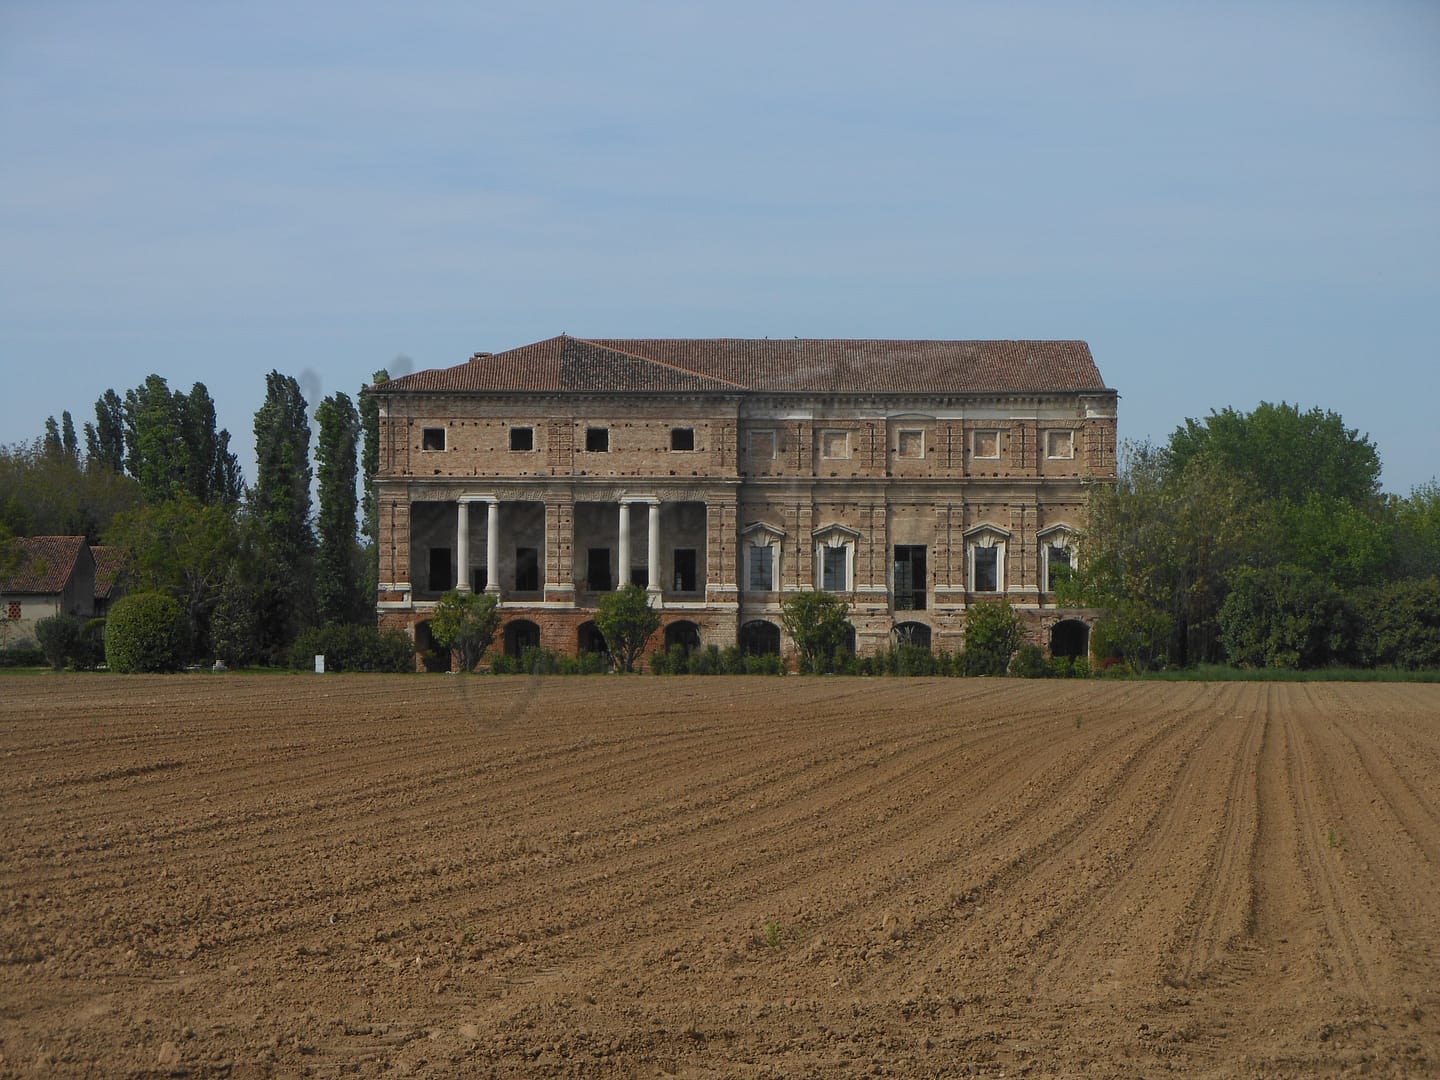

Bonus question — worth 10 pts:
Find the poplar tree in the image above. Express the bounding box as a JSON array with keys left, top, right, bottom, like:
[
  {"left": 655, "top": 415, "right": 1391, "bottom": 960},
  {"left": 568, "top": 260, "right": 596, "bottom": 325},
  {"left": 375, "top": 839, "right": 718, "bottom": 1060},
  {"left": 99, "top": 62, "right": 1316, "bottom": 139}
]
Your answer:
[
  {"left": 314, "top": 391, "right": 363, "bottom": 625},
  {"left": 249, "top": 371, "right": 315, "bottom": 657}
]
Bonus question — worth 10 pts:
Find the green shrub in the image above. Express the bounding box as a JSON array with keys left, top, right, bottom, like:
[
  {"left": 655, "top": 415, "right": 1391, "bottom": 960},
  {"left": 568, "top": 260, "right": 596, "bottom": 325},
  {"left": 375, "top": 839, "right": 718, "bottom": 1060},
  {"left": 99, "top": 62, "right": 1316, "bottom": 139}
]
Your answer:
[
  {"left": 289, "top": 624, "right": 414, "bottom": 673},
  {"left": 1011, "top": 643, "right": 1049, "bottom": 678},
  {"left": 964, "top": 601, "right": 1026, "bottom": 676},
  {"left": 35, "top": 614, "right": 83, "bottom": 671},
  {"left": 105, "top": 592, "right": 186, "bottom": 673},
  {"left": 0, "top": 646, "right": 47, "bottom": 668},
  {"left": 1357, "top": 577, "right": 1440, "bottom": 670}
]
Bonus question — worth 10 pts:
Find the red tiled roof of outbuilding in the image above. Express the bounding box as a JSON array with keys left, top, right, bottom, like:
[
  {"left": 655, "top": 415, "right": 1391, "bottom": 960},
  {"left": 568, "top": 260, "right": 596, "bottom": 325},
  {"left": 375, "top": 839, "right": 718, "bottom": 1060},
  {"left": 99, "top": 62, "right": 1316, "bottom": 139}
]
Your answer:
[
  {"left": 0, "top": 536, "right": 88, "bottom": 595},
  {"left": 91, "top": 545, "right": 128, "bottom": 600},
  {"left": 377, "top": 336, "right": 1109, "bottom": 396}
]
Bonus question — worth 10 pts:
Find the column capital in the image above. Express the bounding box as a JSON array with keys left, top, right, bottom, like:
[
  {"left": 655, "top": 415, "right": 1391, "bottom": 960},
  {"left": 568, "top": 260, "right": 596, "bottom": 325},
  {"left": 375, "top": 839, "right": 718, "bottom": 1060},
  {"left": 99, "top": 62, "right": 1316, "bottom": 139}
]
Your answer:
[{"left": 459, "top": 494, "right": 499, "bottom": 506}]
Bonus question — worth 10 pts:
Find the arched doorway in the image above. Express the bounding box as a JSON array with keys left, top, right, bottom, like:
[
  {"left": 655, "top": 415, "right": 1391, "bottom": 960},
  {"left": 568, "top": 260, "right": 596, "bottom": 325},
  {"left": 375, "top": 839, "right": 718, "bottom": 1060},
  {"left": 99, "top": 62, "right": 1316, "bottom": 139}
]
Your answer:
[
  {"left": 664, "top": 620, "right": 701, "bottom": 653},
  {"left": 1050, "top": 619, "right": 1089, "bottom": 660},
  {"left": 577, "top": 620, "right": 608, "bottom": 655},
  {"left": 739, "top": 620, "right": 781, "bottom": 656},
  {"left": 504, "top": 619, "right": 541, "bottom": 658},
  {"left": 893, "top": 622, "right": 932, "bottom": 649},
  {"left": 415, "top": 620, "right": 449, "bottom": 672}
]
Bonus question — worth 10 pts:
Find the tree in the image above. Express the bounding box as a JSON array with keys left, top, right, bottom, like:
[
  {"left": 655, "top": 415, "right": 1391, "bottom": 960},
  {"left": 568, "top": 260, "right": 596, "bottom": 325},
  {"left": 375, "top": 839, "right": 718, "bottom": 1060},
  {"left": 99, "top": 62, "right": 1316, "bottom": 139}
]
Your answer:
[
  {"left": 359, "top": 369, "right": 389, "bottom": 606},
  {"left": 0, "top": 438, "right": 142, "bottom": 541},
  {"left": 428, "top": 589, "right": 501, "bottom": 671},
  {"left": 1282, "top": 493, "right": 1391, "bottom": 591},
  {"left": 595, "top": 583, "right": 661, "bottom": 672},
  {"left": 60, "top": 412, "right": 78, "bottom": 462},
  {"left": 1166, "top": 401, "right": 1381, "bottom": 507},
  {"left": 780, "top": 590, "right": 852, "bottom": 673},
  {"left": 249, "top": 371, "right": 316, "bottom": 659},
  {"left": 123, "top": 375, "right": 193, "bottom": 501},
  {"left": 963, "top": 599, "right": 1025, "bottom": 676},
  {"left": 1218, "top": 565, "right": 1354, "bottom": 669},
  {"left": 315, "top": 391, "right": 364, "bottom": 625},
  {"left": 106, "top": 493, "right": 243, "bottom": 661},
  {"left": 105, "top": 592, "right": 186, "bottom": 673},
  {"left": 1356, "top": 577, "right": 1440, "bottom": 670},
  {"left": 1388, "top": 481, "right": 1440, "bottom": 581},
  {"left": 84, "top": 389, "right": 126, "bottom": 474}
]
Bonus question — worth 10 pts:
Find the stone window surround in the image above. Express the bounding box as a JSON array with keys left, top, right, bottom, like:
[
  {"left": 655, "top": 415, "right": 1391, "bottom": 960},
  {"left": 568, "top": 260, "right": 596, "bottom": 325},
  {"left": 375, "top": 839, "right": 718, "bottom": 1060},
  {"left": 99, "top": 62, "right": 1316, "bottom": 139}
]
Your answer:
[
  {"left": 972, "top": 429, "right": 1002, "bottom": 459},
  {"left": 819, "top": 429, "right": 850, "bottom": 460},
  {"left": 813, "top": 523, "right": 860, "bottom": 592},
  {"left": 1038, "top": 523, "right": 1077, "bottom": 594},
  {"left": 741, "top": 521, "right": 785, "bottom": 592},
  {"left": 964, "top": 523, "right": 1010, "bottom": 593},
  {"left": 1045, "top": 429, "right": 1076, "bottom": 460},
  {"left": 895, "top": 428, "right": 925, "bottom": 459}
]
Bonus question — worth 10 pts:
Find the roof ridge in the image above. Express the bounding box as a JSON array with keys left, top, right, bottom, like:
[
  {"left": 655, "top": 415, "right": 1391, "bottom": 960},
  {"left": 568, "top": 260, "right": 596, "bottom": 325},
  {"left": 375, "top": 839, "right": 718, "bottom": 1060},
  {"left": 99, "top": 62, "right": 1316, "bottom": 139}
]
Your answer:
[{"left": 569, "top": 337, "right": 749, "bottom": 391}]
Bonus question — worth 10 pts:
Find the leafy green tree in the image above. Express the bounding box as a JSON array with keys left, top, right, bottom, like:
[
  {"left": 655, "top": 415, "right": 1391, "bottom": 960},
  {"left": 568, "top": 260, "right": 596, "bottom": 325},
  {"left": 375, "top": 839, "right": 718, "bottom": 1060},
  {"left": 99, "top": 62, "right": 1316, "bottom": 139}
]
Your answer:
[
  {"left": 0, "top": 438, "right": 142, "bottom": 541},
  {"left": 61, "top": 412, "right": 79, "bottom": 462},
  {"left": 84, "top": 389, "right": 126, "bottom": 474},
  {"left": 123, "top": 375, "right": 193, "bottom": 501},
  {"left": 780, "top": 590, "right": 852, "bottom": 673},
  {"left": 1166, "top": 401, "right": 1381, "bottom": 507},
  {"left": 963, "top": 599, "right": 1025, "bottom": 675},
  {"left": 105, "top": 592, "right": 186, "bottom": 673},
  {"left": 428, "top": 589, "right": 502, "bottom": 671},
  {"left": 1065, "top": 444, "right": 1282, "bottom": 666},
  {"left": 314, "top": 391, "right": 364, "bottom": 625},
  {"left": 1388, "top": 481, "right": 1440, "bottom": 581},
  {"left": 1218, "top": 565, "right": 1354, "bottom": 669},
  {"left": 1356, "top": 577, "right": 1440, "bottom": 670},
  {"left": 1282, "top": 493, "right": 1391, "bottom": 590},
  {"left": 43, "top": 416, "right": 63, "bottom": 459},
  {"left": 249, "top": 371, "right": 316, "bottom": 659},
  {"left": 595, "top": 583, "right": 661, "bottom": 672},
  {"left": 211, "top": 567, "right": 263, "bottom": 668},
  {"left": 106, "top": 493, "right": 243, "bottom": 660}
]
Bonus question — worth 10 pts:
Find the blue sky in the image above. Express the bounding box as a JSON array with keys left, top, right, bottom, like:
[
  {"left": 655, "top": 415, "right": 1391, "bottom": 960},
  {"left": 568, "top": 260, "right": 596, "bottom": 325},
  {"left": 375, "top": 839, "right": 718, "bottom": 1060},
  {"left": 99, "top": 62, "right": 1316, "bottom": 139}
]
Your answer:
[{"left": 3, "top": 1, "right": 1437, "bottom": 493}]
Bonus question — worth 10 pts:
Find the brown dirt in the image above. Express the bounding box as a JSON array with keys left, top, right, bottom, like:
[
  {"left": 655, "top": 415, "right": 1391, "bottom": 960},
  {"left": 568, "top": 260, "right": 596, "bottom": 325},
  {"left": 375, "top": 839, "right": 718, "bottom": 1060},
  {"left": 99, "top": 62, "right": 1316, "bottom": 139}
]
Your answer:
[{"left": 2, "top": 675, "right": 1437, "bottom": 1077}]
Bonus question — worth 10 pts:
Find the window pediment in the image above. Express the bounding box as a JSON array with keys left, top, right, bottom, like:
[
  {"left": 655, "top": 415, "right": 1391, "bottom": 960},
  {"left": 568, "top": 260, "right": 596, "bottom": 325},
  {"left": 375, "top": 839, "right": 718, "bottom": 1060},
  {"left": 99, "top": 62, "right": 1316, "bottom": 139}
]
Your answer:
[
  {"left": 742, "top": 521, "right": 786, "bottom": 544},
  {"left": 963, "top": 523, "right": 1010, "bottom": 547},
  {"left": 813, "top": 523, "right": 861, "bottom": 547}
]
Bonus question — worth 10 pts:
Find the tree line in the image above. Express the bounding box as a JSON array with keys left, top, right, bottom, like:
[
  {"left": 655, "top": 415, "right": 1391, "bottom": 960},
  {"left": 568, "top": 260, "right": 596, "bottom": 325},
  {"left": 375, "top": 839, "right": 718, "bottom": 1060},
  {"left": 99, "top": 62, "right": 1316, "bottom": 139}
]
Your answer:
[{"left": 1, "top": 368, "right": 400, "bottom": 670}]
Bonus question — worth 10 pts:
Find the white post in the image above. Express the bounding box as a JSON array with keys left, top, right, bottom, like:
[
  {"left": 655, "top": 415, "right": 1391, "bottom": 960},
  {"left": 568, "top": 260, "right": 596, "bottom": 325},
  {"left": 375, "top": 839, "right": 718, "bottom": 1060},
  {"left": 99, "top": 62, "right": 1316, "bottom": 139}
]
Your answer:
[
  {"left": 618, "top": 501, "right": 632, "bottom": 588},
  {"left": 485, "top": 499, "right": 501, "bottom": 595},
  {"left": 648, "top": 501, "right": 662, "bottom": 600},
  {"left": 455, "top": 500, "right": 471, "bottom": 591}
]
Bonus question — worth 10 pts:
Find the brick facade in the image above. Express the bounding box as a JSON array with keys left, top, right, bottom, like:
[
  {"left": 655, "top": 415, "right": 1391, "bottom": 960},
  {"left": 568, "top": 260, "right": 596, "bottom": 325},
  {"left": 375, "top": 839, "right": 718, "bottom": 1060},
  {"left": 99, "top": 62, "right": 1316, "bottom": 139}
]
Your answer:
[{"left": 369, "top": 337, "right": 1117, "bottom": 669}]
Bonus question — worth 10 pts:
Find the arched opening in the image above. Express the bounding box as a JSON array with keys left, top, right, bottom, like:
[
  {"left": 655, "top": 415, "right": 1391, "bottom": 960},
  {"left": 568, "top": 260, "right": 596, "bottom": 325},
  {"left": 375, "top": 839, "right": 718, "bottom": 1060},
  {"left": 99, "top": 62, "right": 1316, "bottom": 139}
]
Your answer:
[
  {"left": 664, "top": 620, "right": 701, "bottom": 654},
  {"left": 577, "top": 620, "right": 608, "bottom": 655},
  {"left": 739, "top": 619, "right": 781, "bottom": 656},
  {"left": 1050, "top": 619, "right": 1089, "bottom": 660},
  {"left": 893, "top": 622, "right": 932, "bottom": 650},
  {"left": 504, "top": 619, "right": 541, "bottom": 658},
  {"left": 415, "top": 620, "right": 450, "bottom": 672}
]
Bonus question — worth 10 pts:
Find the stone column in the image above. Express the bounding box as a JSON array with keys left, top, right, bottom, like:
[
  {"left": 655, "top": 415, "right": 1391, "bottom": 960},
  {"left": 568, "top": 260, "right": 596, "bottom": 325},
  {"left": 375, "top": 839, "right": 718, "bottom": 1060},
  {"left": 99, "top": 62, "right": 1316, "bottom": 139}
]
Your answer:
[
  {"left": 618, "top": 501, "right": 632, "bottom": 588},
  {"left": 456, "top": 499, "right": 472, "bottom": 591},
  {"left": 647, "top": 501, "right": 662, "bottom": 601},
  {"left": 485, "top": 499, "right": 501, "bottom": 595}
]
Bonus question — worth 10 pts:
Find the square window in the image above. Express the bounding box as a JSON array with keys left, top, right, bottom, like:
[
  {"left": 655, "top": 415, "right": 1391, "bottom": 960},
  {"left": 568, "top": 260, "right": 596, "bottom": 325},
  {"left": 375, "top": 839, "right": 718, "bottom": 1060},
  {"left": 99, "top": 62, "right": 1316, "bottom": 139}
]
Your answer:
[
  {"left": 422, "top": 427, "right": 446, "bottom": 452},
  {"left": 897, "top": 430, "right": 924, "bottom": 459},
  {"left": 1046, "top": 430, "right": 1074, "bottom": 459},
  {"left": 973, "top": 430, "right": 999, "bottom": 459},
  {"left": 749, "top": 429, "right": 776, "bottom": 460},
  {"left": 821, "top": 430, "right": 849, "bottom": 459},
  {"left": 748, "top": 545, "right": 774, "bottom": 591},
  {"left": 585, "top": 427, "right": 609, "bottom": 452},
  {"left": 510, "top": 426, "right": 534, "bottom": 451},
  {"left": 7, "top": 601, "right": 20, "bottom": 620},
  {"left": 822, "top": 546, "right": 848, "bottom": 591},
  {"left": 670, "top": 427, "right": 695, "bottom": 451}
]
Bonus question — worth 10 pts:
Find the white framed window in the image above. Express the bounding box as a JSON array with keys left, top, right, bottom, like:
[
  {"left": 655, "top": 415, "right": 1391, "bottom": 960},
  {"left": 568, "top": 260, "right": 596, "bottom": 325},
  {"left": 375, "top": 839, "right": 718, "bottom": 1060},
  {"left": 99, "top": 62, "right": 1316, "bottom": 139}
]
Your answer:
[
  {"left": 1039, "top": 525, "right": 1077, "bottom": 593},
  {"left": 820, "top": 429, "right": 850, "bottom": 460},
  {"left": 741, "top": 521, "right": 784, "bottom": 593},
  {"left": 813, "top": 523, "right": 860, "bottom": 592},
  {"left": 896, "top": 429, "right": 925, "bottom": 459},
  {"left": 964, "top": 524, "right": 1010, "bottom": 593},
  {"left": 748, "top": 429, "right": 776, "bottom": 461},
  {"left": 1046, "top": 430, "right": 1075, "bottom": 460},
  {"left": 972, "top": 430, "right": 1001, "bottom": 459}
]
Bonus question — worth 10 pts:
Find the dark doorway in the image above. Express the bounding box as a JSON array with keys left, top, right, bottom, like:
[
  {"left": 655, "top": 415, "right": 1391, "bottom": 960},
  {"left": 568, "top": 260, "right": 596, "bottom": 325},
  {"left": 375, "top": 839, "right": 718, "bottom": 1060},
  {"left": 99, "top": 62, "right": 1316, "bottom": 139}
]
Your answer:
[
  {"left": 1050, "top": 619, "right": 1089, "bottom": 659},
  {"left": 578, "top": 621, "right": 608, "bottom": 655},
  {"left": 515, "top": 547, "right": 539, "bottom": 592},
  {"left": 664, "top": 620, "right": 701, "bottom": 653},
  {"left": 428, "top": 547, "right": 452, "bottom": 592},
  {"left": 894, "top": 545, "right": 927, "bottom": 610},
  {"left": 504, "top": 620, "right": 541, "bottom": 658},
  {"left": 739, "top": 620, "right": 781, "bottom": 656},
  {"left": 587, "top": 548, "right": 612, "bottom": 592},
  {"left": 415, "top": 620, "right": 449, "bottom": 672},
  {"left": 672, "top": 549, "right": 697, "bottom": 592},
  {"left": 894, "top": 622, "right": 932, "bottom": 649}
]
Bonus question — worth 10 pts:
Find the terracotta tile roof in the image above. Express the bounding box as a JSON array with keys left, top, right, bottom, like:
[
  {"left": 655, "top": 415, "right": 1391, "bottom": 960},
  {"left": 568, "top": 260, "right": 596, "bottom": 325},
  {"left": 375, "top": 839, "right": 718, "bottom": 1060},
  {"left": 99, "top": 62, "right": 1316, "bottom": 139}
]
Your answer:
[
  {"left": 0, "top": 536, "right": 88, "bottom": 595},
  {"left": 378, "top": 336, "right": 1109, "bottom": 396},
  {"left": 91, "top": 545, "right": 127, "bottom": 600}
]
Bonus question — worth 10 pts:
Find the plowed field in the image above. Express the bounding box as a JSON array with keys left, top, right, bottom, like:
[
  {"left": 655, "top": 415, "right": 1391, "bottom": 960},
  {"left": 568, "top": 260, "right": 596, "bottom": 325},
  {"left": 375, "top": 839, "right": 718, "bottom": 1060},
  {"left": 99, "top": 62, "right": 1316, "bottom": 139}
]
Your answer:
[{"left": 2, "top": 676, "right": 1437, "bottom": 1077}]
